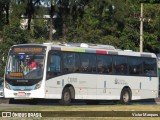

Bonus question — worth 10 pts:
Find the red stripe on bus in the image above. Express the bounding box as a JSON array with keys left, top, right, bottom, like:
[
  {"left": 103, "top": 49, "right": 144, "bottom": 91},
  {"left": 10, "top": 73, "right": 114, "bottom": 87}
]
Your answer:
[{"left": 96, "top": 50, "right": 108, "bottom": 54}]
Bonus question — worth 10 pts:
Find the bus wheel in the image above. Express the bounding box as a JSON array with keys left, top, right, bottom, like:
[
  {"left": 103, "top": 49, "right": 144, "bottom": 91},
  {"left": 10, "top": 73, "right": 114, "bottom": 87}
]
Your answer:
[
  {"left": 60, "top": 88, "right": 71, "bottom": 105},
  {"left": 120, "top": 88, "right": 131, "bottom": 104}
]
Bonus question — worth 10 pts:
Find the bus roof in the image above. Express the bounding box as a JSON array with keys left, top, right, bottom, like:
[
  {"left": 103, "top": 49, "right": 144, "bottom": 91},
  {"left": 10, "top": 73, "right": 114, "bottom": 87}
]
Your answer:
[{"left": 12, "top": 43, "right": 157, "bottom": 58}]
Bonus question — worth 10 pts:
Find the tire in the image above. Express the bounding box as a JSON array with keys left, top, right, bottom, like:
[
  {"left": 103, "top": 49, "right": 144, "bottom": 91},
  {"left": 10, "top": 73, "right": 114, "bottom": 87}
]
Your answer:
[
  {"left": 59, "top": 88, "right": 72, "bottom": 105},
  {"left": 120, "top": 88, "right": 131, "bottom": 104}
]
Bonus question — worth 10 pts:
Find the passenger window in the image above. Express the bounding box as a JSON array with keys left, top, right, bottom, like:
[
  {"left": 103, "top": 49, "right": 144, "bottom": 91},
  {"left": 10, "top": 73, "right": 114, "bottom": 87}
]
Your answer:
[
  {"left": 143, "top": 58, "right": 157, "bottom": 77},
  {"left": 47, "top": 52, "right": 61, "bottom": 79},
  {"left": 113, "top": 56, "right": 127, "bottom": 75},
  {"left": 97, "top": 55, "right": 112, "bottom": 74},
  {"left": 128, "top": 57, "right": 143, "bottom": 76},
  {"left": 63, "top": 52, "right": 80, "bottom": 72},
  {"left": 80, "top": 53, "right": 96, "bottom": 73}
]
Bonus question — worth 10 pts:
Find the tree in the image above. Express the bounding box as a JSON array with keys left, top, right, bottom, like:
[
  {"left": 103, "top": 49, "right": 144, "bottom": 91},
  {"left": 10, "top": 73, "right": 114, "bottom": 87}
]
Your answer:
[
  {"left": 45, "top": 0, "right": 85, "bottom": 41},
  {"left": 67, "top": 0, "right": 126, "bottom": 47},
  {"left": 0, "top": 0, "right": 10, "bottom": 30},
  {"left": 25, "top": 0, "right": 41, "bottom": 30},
  {"left": 118, "top": 0, "right": 140, "bottom": 50},
  {"left": 48, "top": 0, "right": 57, "bottom": 41},
  {"left": 142, "top": 4, "right": 160, "bottom": 52},
  {"left": 0, "top": 22, "right": 30, "bottom": 77}
]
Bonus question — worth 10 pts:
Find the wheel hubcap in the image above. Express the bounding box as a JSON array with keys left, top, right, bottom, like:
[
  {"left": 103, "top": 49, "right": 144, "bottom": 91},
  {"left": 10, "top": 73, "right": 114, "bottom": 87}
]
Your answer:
[
  {"left": 123, "top": 91, "right": 129, "bottom": 103},
  {"left": 64, "top": 92, "right": 70, "bottom": 101}
]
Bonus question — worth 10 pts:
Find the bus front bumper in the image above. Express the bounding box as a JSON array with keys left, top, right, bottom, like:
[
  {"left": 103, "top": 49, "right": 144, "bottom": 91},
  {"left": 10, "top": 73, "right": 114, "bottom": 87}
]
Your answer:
[{"left": 4, "top": 88, "right": 45, "bottom": 99}]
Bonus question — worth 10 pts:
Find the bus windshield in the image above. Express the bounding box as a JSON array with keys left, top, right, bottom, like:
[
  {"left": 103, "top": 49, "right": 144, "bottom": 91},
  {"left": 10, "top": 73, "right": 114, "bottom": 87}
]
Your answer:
[
  {"left": 6, "top": 47, "right": 45, "bottom": 80},
  {"left": 6, "top": 54, "right": 45, "bottom": 79}
]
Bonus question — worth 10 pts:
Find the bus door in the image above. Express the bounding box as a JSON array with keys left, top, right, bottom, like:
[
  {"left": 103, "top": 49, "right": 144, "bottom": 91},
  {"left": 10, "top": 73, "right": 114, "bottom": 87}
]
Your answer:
[{"left": 45, "top": 51, "right": 62, "bottom": 98}]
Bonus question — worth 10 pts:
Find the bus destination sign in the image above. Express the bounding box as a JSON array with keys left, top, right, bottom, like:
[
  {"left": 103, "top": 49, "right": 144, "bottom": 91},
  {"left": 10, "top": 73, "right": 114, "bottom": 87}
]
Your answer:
[
  {"left": 12, "top": 47, "right": 45, "bottom": 53},
  {"left": 9, "top": 72, "right": 23, "bottom": 77}
]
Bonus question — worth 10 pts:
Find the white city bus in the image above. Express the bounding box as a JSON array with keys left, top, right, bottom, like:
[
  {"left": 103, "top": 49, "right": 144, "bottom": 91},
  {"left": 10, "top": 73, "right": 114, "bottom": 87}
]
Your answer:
[{"left": 4, "top": 43, "right": 159, "bottom": 105}]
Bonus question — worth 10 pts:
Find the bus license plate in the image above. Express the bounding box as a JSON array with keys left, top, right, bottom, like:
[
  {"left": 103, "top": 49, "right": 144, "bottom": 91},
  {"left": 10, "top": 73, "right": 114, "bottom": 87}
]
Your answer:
[{"left": 17, "top": 92, "right": 26, "bottom": 96}]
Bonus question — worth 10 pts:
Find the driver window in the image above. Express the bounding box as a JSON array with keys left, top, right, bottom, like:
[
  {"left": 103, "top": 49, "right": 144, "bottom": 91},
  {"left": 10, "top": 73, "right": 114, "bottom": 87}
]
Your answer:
[{"left": 47, "top": 52, "right": 61, "bottom": 79}]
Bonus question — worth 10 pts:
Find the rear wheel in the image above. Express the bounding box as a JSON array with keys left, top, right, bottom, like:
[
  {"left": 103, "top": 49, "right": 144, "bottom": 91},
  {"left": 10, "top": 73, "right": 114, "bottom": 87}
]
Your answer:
[
  {"left": 120, "top": 88, "right": 131, "bottom": 104},
  {"left": 59, "top": 88, "right": 71, "bottom": 105}
]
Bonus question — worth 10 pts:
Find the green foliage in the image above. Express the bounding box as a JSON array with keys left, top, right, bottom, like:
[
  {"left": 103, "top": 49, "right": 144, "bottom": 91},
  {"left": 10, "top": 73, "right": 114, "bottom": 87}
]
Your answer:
[
  {"left": 66, "top": 0, "right": 160, "bottom": 52},
  {"left": 31, "top": 19, "right": 49, "bottom": 41},
  {"left": 0, "top": 0, "right": 159, "bottom": 51},
  {"left": 0, "top": 23, "right": 30, "bottom": 77},
  {"left": 0, "top": 0, "right": 160, "bottom": 77},
  {"left": 119, "top": 27, "right": 139, "bottom": 51},
  {"left": 0, "top": 24, "right": 29, "bottom": 57},
  {"left": 67, "top": 0, "right": 121, "bottom": 47}
]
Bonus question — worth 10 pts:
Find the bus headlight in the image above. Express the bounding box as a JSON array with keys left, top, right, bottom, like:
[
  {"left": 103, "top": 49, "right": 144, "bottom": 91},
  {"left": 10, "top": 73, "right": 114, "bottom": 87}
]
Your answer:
[
  {"left": 5, "top": 81, "right": 11, "bottom": 90},
  {"left": 35, "top": 82, "right": 41, "bottom": 90}
]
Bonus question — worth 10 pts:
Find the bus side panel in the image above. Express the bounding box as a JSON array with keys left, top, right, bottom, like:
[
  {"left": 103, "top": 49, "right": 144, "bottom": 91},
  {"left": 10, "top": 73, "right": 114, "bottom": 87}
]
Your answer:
[
  {"left": 45, "top": 73, "right": 97, "bottom": 100},
  {"left": 97, "top": 75, "right": 121, "bottom": 100},
  {"left": 45, "top": 73, "right": 159, "bottom": 100},
  {"left": 97, "top": 75, "right": 159, "bottom": 100},
  {"left": 45, "top": 76, "right": 63, "bottom": 99},
  {"left": 131, "top": 77, "right": 159, "bottom": 100},
  {"left": 74, "top": 74, "right": 97, "bottom": 99}
]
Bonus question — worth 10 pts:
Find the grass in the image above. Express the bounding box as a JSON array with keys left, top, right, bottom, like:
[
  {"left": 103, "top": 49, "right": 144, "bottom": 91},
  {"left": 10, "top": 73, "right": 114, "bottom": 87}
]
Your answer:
[
  {"left": 0, "top": 104, "right": 160, "bottom": 111},
  {"left": 0, "top": 103, "right": 160, "bottom": 120}
]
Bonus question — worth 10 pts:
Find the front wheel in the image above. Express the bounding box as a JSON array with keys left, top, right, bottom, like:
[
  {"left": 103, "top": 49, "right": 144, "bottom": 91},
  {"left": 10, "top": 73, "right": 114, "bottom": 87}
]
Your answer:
[
  {"left": 59, "top": 88, "right": 71, "bottom": 105},
  {"left": 120, "top": 88, "right": 131, "bottom": 104}
]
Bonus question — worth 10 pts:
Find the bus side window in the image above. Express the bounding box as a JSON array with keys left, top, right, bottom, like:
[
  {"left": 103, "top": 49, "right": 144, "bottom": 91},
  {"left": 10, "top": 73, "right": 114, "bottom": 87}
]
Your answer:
[
  {"left": 47, "top": 54, "right": 61, "bottom": 79},
  {"left": 50, "top": 56, "right": 60, "bottom": 72},
  {"left": 97, "top": 55, "right": 112, "bottom": 74},
  {"left": 74, "top": 53, "right": 80, "bottom": 72},
  {"left": 143, "top": 58, "right": 157, "bottom": 77},
  {"left": 80, "top": 53, "right": 96, "bottom": 73},
  {"left": 113, "top": 56, "right": 127, "bottom": 75},
  {"left": 128, "top": 57, "right": 143, "bottom": 76},
  {"left": 63, "top": 53, "right": 74, "bottom": 72},
  {"left": 97, "top": 58, "right": 104, "bottom": 73},
  {"left": 62, "top": 52, "right": 80, "bottom": 73}
]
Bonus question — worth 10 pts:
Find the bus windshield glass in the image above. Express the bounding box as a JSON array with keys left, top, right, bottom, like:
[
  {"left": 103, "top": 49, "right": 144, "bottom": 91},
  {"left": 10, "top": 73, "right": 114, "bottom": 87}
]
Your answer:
[{"left": 6, "top": 46, "right": 46, "bottom": 79}]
